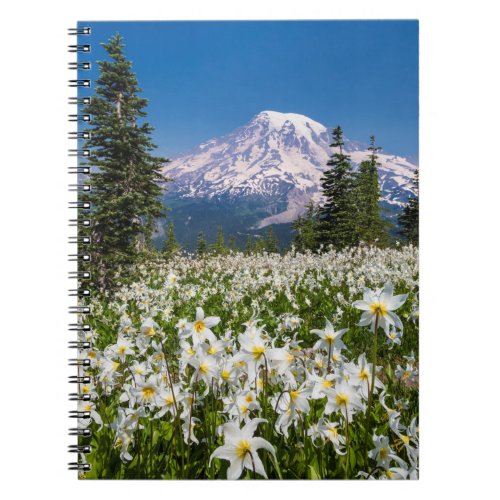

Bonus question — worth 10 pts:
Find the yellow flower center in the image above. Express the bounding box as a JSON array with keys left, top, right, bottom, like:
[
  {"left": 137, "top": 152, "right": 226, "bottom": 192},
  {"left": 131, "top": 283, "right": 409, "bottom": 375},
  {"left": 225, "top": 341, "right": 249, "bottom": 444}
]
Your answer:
[
  {"left": 401, "top": 435, "right": 410, "bottom": 445},
  {"left": 325, "top": 333, "right": 336, "bottom": 345},
  {"left": 154, "top": 352, "right": 164, "bottom": 362},
  {"left": 335, "top": 392, "right": 349, "bottom": 407},
  {"left": 370, "top": 302, "right": 388, "bottom": 316},
  {"left": 386, "top": 470, "right": 394, "bottom": 479},
  {"left": 83, "top": 404, "right": 92, "bottom": 412},
  {"left": 199, "top": 361, "right": 209, "bottom": 374},
  {"left": 165, "top": 394, "right": 174, "bottom": 405},
  {"left": 194, "top": 320, "right": 205, "bottom": 333},
  {"left": 290, "top": 390, "right": 300, "bottom": 402},
  {"left": 117, "top": 346, "right": 127, "bottom": 355},
  {"left": 328, "top": 426, "right": 338, "bottom": 439},
  {"left": 207, "top": 346, "right": 217, "bottom": 355},
  {"left": 235, "top": 439, "right": 251, "bottom": 459},
  {"left": 252, "top": 345, "right": 266, "bottom": 359},
  {"left": 144, "top": 327, "right": 155, "bottom": 337},
  {"left": 87, "top": 351, "right": 97, "bottom": 359},
  {"left": 287, "top": 353, "right": 295, "bottom": 363},
  {"left": 82, "top": 385, "right": 91, "bottom": 394},
  {"left": 221, "top": 370, "right": 230, "bottom": 381},
  {"left": 380, "top": 447, "right": 389, "bottom": 459},
  {"left": 322, "top": 379, "right": 333, "bottom": 389},
  {"left": 142, "top": 387, "right": 155, "bottom": 400},
  {"left": 245, "top": 393, "right": 254, "bottom": 403},
  {"left": 239, "top": 405, "right": 249, "bottom": 415},
  {"left": 359, "top": 368, "right": 370, "bottom": 381}
]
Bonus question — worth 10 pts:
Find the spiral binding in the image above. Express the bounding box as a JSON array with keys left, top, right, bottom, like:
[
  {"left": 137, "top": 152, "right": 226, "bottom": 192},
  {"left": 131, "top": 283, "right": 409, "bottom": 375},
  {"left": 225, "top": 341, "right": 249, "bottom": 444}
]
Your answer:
[{"left": 68, "top": 26, "right": 93, "bottom": 474}]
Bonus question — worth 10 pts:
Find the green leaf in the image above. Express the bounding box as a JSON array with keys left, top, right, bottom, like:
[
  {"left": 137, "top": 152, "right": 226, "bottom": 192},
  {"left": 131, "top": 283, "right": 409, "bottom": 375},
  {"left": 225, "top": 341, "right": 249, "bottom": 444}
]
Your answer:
[{"left": 308, "top": 465, "right": 321, "bottom": 480}]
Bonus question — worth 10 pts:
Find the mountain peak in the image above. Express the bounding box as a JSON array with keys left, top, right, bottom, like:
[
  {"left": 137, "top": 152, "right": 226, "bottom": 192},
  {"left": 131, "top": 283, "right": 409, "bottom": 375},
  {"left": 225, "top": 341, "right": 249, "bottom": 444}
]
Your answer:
[{"left": 253, "top": 110, "right": 327, "bottom": 138}]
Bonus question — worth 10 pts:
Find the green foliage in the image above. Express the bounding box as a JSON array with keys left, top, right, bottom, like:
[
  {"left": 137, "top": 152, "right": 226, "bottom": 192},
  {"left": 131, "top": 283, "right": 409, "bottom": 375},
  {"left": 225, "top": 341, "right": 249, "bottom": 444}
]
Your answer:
[
  {"left": 210, "top": 225, "right": 228, "bottom": 255},
  {"left": 299, "top": 129, "right": 392, "bottom": 251},
  {"left": 398, "top": 168, "right": 419, "bottom": 245},
  {"left": 318, "top": 126, "right": 357, "bottom": 249},
  {"left": 80, "top": 247, "right": 419, "bottom": 479},
  {"left": 82, "top": 33, "right": 170, "bottom": 289},
  {"left": 196, "top": 231, "right": 207, "bottom": 256},
  {"left": 353, "top": 136, "right": 390, "bottom": 246},
  {"left": 228, "top": 235, "right": 238, "bottom": 253},
  {"left": 292, "top": 201, "right": 320, "bottom": 252},
  {"left": 163, "top": 221, "right": 181, "bottom": 257},
  {"left": 264, "top": 225, "right": 280, "bottom": 253}
]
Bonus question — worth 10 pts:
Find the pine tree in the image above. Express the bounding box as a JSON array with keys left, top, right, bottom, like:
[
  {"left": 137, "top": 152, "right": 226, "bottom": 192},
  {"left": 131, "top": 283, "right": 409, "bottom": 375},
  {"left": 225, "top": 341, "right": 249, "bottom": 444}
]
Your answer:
[
  {"left": 212, "top": 225, "right": 227, "bottom": 255},
  {"left": 264, "top": 225, "right": 279, "bottom": 253},
  {"left": 254, "top": 237, "right": 267, "bottom": 254},
  {"left": 398, "top": 167, "right": 419, "bottom": 245},
  {"left": 228, "top": 235, "right": 238, "bottom": 253},
  {"left": 163, "top": 221, "right": 180, "bottom": 257},
  {"left": 83, "top": 33, "right": 169, "bottom": 288},
  {"left": 318, "top": 126, "right": 356, "bottom": 249},
  {"left": 293, "top": 201, "right": 319, "bottom": 252},
  {"left": 353, "top": 136, "right": 388, "bottom": 246},
  {"left": 196, "top": 231, "right": 207, "bottom": 256},
  {"left": 245, "top": 236, "right": 255, "bottom": 255}
]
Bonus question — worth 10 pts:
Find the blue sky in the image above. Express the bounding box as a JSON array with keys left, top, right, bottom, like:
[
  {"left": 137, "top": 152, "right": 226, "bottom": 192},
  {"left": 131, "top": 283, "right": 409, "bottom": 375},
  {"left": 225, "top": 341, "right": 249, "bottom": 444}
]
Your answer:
[{"left": 79, "top": 20, "right": 418, "bottom": 160}]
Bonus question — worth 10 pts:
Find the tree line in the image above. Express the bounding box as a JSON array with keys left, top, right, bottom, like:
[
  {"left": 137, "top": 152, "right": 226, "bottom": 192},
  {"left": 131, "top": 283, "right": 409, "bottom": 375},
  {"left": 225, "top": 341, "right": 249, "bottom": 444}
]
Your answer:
[
  {"left": 81, "top": 33, "right": 418, "bottom": 290},
  {"left": 293, "top": 126, "right": 419, "bottom": 252}
]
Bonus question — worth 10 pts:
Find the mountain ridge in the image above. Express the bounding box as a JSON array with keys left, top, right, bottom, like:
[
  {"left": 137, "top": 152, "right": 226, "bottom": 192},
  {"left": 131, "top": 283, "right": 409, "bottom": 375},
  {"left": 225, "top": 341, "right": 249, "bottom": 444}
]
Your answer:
[{"left": 162, "top": 111, "right": 417, "bottom": 231}]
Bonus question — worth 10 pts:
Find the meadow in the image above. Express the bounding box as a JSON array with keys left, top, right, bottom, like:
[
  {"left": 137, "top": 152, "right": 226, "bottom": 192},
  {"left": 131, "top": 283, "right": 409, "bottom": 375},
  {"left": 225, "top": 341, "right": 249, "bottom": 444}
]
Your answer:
[{"left": 77, "top": 245, "right": 419, "bottom": 479}]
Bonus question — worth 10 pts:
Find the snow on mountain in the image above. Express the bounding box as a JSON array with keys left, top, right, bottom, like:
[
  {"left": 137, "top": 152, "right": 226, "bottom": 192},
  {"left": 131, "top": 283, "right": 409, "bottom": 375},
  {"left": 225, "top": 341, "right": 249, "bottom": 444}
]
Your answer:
[{"left": 162, "top": 110, "right": 417, "bottom": 228}]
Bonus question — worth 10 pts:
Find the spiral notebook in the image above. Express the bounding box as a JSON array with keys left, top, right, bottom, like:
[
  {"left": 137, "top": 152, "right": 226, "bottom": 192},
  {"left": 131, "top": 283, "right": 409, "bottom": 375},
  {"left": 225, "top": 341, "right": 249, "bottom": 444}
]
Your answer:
[{"left": 69, "top": 20, "right": 419, "bottom": 480}]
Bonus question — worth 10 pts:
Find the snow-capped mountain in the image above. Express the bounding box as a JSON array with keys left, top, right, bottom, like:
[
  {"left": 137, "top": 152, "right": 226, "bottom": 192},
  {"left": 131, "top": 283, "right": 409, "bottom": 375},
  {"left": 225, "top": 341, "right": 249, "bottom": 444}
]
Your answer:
[{"left": 162, "top": 111, "right": 417, "bottom": 230}]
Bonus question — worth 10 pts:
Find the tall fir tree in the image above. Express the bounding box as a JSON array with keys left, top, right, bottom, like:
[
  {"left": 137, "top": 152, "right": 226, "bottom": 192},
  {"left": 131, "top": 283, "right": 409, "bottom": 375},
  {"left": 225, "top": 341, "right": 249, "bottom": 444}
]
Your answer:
[
  {"left": 398, "top": 167, "right": 419, "bottom": 245},
  {"left": 83, "top": 34, "right": 169, "bottom": 288},
  {"left": 318, "top": 126, "right": 357, "bottom": 249},
  {"left": 264, "top": 225, "right": 279, "bottom": 253},
  {"left": 292, "top": 201, "right": 319, "bottom": 252},
  {"left": 353, "top": 136, "right": 388, "bottom": 246},
  {"left": 163, "top": 221, "right": 180, "bottom": 257},
  {"left": 228, "top": 235, "right": 238, "bottom": 253},
  {"left": 245, "top": 236, "right": 255, "bottom": 255},
  {"left": 211, "top": 225, "right": 227, "bottom": 255},
  {"left": 196, "top": 231, "right": 207, "bottom": 256}
]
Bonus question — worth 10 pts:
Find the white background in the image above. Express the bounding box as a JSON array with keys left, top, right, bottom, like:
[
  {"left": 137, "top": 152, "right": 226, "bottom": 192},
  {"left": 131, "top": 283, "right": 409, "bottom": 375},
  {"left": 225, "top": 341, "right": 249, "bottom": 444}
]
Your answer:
[{"left": 0, "top": 0, "right": 498, "bottom": 497}]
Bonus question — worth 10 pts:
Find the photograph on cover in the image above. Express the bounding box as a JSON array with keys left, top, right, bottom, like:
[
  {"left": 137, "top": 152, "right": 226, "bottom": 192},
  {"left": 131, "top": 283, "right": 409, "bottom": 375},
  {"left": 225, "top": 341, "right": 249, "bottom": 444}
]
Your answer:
[{"left": 74, "top": 20, "right": 419, "bottom": 479}]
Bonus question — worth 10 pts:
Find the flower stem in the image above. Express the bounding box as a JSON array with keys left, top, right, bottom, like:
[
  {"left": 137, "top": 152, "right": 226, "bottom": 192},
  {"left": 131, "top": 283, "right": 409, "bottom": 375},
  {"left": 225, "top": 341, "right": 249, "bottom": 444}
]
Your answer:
[
  {"left": 363, "top": 312, "right": 379, "bottom": 466},
  {"left": 344, "top": 405, "right": 350, "bottom": 479}
]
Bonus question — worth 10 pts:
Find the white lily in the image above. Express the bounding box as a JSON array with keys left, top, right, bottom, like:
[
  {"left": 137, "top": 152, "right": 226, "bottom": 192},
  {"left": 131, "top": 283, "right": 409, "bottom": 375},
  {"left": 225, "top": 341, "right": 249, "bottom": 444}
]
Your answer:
[{"left": 210, "top": 418, "right": 276, "bottom": 479}]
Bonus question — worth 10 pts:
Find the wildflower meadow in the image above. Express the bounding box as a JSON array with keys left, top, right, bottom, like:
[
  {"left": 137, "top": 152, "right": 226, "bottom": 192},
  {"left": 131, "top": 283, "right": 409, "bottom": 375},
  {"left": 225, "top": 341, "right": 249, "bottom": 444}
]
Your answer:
[{"left": 77, "top": 245, "right": 418, "bottom": 479}]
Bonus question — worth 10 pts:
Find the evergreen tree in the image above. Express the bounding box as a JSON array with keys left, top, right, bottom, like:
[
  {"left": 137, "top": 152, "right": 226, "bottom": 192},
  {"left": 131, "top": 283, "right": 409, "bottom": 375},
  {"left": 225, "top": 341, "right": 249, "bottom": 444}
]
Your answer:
[
  {"left": 196, "top": 231, "right": 207, "bottom": 256},
  {"left": 318, "top": 126, "right": 357, "bottom": 248},
  {"left": 353, "top": 136, "right": 388, "bottom": 245},
  {"left": 254, "top": 237, "right": 267, "bottom": 254},
  {"left": 245, "top": 236, "right": 255, "bottom": 255},
  {"left": 211, "top": 225, "right": 227, "bottom": 255},
  {"left": 228, "top": 235, "right": 238, "bottom": 253},
  {"left": 83, "top": 33, "right": 169, "bottom": 288},
  {"left": 264, "top": 225, "right": 279, "bottom": 253},
  {"left": 398, "top": 167, "right": 419, "bottom": 245},
  {"left": 163, "top": 221, "right": 180, "bottom": 257},
  {"left": 293, "top": 202, "right": 319, "bottom": 252}
]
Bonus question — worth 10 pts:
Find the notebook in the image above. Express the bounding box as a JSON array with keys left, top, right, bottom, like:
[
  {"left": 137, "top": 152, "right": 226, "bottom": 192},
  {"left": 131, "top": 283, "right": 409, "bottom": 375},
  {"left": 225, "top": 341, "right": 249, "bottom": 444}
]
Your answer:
[{"left": 68, "top": 20, "right": 419, "bottom": 480}]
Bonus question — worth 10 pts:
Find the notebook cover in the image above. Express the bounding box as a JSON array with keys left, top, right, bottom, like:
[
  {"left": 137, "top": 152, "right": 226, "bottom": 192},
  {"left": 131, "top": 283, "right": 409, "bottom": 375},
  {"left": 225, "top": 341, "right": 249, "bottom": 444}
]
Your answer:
[{"left": 71, "top": 20, "right": 419, "bottom": 480}]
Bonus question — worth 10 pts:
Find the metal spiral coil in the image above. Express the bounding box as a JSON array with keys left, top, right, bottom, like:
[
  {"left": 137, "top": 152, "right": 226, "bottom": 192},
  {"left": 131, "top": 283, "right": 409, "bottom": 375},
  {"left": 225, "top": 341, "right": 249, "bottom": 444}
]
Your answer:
[{"left": 68, "top": 26, "right": 93, "bottom": 473}]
